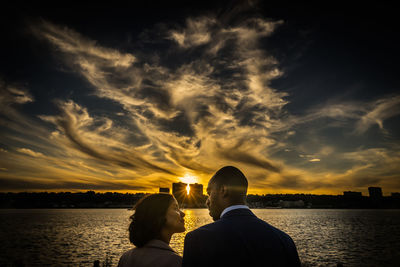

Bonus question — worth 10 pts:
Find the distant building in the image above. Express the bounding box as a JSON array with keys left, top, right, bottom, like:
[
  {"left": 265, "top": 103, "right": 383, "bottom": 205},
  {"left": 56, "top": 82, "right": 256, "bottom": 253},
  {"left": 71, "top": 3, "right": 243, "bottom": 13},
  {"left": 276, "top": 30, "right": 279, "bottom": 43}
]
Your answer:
[
  {"left": 187, "top": 183, "right": 205, "bottom": 208},
  {"left": 172, "top": 182, "right": 188, "bottom": 204},
  {"left": 159, "top": 187, "right": 170, "bottom": 193},
  {"left": 343, "top": 191, "right": 362, "bottom": 197},
  {"left": 391, "top": 193, "right": 400, "bottom": 198},
  {"left": 368, "top": 187, "right": 383, "bottom": 199},
  {"left": 279, "top": 200, "right": 305, "bottom": 208},
  {"left": 172, "top": 182, "right": 205, "bottom": 207},
  {"left": 189, "top": 183, "right": 203, "bottom": 198}
]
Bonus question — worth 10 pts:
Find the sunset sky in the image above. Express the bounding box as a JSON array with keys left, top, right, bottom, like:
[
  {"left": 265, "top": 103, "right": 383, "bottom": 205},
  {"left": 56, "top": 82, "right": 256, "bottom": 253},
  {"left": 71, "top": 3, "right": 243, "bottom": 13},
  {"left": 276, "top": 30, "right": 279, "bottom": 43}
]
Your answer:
[{"left": 1, "top": 2, "right": 399, "bottom": 195}]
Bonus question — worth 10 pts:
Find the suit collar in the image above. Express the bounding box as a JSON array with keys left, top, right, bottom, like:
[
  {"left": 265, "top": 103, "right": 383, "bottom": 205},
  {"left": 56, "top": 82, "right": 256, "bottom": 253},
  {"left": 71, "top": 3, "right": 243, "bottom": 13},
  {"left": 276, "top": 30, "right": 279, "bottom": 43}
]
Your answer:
[
  {"left": 221, "top": 207, "right": 255, "bottom": 219},
  {"left": 220, "top": 205, "right": 250, "bottom": 218}
]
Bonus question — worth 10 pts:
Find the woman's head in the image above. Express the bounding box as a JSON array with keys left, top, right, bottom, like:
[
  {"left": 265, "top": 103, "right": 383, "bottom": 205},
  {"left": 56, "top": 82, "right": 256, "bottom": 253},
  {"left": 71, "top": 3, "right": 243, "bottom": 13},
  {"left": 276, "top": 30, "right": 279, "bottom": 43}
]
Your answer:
[{"left": 129, "top": 193, "right": 185, "bottom": 247}]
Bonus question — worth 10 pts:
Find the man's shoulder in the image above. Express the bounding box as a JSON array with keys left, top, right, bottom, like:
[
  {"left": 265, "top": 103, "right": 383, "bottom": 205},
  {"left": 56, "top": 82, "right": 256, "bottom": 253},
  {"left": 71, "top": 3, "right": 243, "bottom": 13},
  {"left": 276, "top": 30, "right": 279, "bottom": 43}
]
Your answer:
[
  {"left": 185, "top": 220, "right": 228, "bottom": 242},
  {"left": 186, "top": 211, "right": 293, "bottom": 242},
  {"left": 250, "top": 215, "right": 294, "bottom": 239},
  {"left": 188, "top": 220, "right": 221, "bottom": 235},
  {"left": 188, "top": 210, "right": 268, "bottom": 234},
  {"left": 262, "top": 220, "right": 293, "bottom": 239}
]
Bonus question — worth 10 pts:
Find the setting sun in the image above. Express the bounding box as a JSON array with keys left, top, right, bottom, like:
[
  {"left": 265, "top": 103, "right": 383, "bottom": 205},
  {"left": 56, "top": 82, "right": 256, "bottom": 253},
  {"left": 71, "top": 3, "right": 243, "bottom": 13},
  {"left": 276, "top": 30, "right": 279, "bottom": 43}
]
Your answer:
[
  {"left": 180, "top": 174, "right": 198, "bottom": 185},
  {"left": 1, "top": 4, "right": 399, "bottom": 267}
]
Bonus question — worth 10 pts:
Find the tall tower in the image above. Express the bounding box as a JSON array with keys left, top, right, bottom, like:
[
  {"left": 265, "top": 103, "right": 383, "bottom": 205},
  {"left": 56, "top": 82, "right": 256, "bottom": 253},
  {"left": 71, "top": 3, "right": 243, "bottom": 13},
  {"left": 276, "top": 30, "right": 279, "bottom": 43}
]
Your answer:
[
  {"left": 172, "top": 182, "right": 187, "bottom": 204},
  {"left": 368, "top": 187, "right": 383, "bottom": 199}
]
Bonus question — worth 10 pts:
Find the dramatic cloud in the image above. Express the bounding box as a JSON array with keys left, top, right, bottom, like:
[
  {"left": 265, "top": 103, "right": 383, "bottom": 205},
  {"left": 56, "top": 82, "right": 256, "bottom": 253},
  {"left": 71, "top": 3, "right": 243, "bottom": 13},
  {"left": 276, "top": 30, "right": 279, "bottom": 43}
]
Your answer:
[
  {"left": 355, "top": 95, "right": 400, "bottom": 134},
  {"left": 170, "top": 17, "right": 215, "bottom": 48},
  {"left": 1, "top": 10, "right": 399, "bottom": 194},
  {"left": 29, "top": 17, "right": 287, "bottom": 178},
  {"left": 39, "top": 100, "right": 176, "bottom": 175},
  {"left": 0, "top": 82, "right": 33, "bottom": 105},
  {"left": 16, "top": 148, "right": 45, "bottom": 158},
  {"left": 288, "top": 95, "right": 400, "bottom": 135}
]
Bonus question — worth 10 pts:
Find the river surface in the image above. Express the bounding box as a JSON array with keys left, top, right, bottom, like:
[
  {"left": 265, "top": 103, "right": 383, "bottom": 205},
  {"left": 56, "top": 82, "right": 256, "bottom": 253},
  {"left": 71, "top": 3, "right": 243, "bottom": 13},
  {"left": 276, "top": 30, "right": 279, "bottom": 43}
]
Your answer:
[{"left": 0, "top": 209, "right": 399, "bottom": 266}]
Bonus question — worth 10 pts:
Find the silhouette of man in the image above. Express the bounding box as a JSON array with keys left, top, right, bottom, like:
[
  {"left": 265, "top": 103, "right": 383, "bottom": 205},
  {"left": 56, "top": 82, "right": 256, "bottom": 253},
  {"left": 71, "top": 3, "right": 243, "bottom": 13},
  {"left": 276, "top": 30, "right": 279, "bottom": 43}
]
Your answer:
[{"left": 182, "top": 166, "right": 301, "bottom": 267}]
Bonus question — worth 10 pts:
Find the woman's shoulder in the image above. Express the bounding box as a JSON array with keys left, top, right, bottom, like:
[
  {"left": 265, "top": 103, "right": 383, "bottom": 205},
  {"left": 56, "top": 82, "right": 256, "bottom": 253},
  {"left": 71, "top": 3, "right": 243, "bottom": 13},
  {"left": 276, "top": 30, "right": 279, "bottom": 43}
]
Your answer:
[
  {"left": 117, "top": 248, "right": 137, "bottom": 267},
  {"left": 145, "top": 240, "right": 182, "bottom": 260},
  {"left": 151, "top": 250, "right": 182, "bottom": 267},
  {"left": 145, "top": 240, "right": 177, "bottom": 252},
  {"left": 118, "top": 241, "right": 182, "bottom": 267}
]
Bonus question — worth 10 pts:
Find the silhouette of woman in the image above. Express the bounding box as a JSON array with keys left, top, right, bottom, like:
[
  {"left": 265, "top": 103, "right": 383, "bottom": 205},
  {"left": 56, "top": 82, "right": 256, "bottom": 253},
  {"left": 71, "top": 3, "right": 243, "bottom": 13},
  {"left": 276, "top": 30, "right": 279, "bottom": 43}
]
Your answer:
[{"left": 118, "top": 193, "right": 185, "bottom": 267}]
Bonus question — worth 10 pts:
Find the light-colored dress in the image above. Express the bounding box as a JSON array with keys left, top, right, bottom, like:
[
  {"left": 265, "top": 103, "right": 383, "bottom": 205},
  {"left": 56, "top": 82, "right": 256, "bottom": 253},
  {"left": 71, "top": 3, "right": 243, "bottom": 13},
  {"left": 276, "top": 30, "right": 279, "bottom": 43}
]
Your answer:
[{"left": 118, "top": 239, "right": 182, "bottom": 267}]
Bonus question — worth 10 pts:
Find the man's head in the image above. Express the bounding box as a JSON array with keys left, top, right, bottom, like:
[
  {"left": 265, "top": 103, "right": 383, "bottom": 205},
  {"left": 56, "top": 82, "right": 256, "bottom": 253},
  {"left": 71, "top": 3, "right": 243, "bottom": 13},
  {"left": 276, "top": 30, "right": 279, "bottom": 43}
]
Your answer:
[{"left": 206, "top": 166, "right": 248, "bottom": 221}]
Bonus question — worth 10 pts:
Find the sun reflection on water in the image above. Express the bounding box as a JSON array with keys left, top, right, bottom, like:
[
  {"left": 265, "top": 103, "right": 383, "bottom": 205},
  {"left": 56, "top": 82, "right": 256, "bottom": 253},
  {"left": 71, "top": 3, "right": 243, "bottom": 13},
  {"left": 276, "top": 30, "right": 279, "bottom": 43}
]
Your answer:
[
  {"left": 1, "top": 209, "right": 399, "bottom": 266},
  {"left": 170, "top": 209, "right": 212, "bottom": 255}
]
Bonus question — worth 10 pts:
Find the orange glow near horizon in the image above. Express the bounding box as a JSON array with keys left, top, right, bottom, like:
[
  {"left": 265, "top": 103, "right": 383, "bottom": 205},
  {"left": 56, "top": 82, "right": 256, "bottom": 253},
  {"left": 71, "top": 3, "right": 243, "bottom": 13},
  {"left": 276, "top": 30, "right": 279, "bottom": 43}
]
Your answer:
[
  {"left": 1, "top": 16, "right": 400, "bottom": 197},
  {"left": 180, "top": 174, "right": 198, "bottom": 185}
]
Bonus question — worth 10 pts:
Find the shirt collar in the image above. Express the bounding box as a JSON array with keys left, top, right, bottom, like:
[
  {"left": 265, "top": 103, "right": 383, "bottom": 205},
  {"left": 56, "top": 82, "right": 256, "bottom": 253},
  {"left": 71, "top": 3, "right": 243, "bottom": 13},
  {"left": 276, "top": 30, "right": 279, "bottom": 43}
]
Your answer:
[{"left": 220, "top": 205, "right": 250, "bottom": 218}]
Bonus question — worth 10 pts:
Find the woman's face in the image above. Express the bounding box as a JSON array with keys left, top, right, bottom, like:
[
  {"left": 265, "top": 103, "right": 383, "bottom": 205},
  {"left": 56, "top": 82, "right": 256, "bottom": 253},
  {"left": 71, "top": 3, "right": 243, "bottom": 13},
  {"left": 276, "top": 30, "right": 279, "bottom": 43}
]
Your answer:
[{"left": 163, "top": 198, "right": 185, "bottom": 234}]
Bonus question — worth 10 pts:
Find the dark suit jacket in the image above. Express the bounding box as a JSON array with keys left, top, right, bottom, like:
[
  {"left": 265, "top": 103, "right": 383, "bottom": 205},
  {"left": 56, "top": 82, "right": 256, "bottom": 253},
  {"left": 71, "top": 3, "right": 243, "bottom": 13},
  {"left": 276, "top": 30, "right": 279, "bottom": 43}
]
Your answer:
[{"left": 182, "top": 208, "right": 301, "bottom": 267}]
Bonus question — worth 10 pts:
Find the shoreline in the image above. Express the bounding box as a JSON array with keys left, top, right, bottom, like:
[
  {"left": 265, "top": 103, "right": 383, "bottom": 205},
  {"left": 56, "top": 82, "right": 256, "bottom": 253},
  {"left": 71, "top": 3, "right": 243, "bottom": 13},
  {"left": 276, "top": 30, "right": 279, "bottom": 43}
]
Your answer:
[{"left": 1, "top": 207, "right": 400, "bottom": 210}]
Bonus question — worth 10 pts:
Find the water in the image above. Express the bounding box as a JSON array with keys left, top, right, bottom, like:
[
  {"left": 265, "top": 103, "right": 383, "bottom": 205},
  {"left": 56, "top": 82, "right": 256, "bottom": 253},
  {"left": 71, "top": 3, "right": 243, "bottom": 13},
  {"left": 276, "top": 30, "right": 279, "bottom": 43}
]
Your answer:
[{"left": 0, "top": 209, "right": 399, "bottom": 266}]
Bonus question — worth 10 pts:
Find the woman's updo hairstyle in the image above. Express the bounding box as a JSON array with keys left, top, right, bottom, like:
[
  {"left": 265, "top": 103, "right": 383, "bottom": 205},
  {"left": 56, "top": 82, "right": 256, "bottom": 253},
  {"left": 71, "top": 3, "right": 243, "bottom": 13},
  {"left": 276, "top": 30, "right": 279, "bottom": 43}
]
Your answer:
[{"left": 128, "top": 193, "right": 174, "bottom": 247}]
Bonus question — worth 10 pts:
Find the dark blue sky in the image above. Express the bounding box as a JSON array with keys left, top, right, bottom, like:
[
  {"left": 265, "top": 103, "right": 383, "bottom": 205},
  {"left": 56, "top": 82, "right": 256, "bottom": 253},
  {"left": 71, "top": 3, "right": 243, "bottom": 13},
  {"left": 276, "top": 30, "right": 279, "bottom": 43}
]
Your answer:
[{"left": 1, "top": 2, "right": 399, "bottom": 194}]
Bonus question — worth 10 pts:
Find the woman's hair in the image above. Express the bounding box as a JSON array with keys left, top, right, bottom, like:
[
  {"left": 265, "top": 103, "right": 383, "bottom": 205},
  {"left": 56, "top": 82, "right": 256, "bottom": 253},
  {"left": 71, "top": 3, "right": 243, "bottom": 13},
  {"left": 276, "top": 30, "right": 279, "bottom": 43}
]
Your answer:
[{"left": 128, "top": 193, "right": 174, "bottom": 247}]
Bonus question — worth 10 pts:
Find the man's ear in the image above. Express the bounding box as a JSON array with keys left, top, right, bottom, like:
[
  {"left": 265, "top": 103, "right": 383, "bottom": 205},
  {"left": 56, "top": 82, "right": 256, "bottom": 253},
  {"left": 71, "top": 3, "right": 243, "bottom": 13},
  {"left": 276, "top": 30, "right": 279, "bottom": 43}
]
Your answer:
[{"left": 219, "top": 185, "right": 229, "bottom": 198}]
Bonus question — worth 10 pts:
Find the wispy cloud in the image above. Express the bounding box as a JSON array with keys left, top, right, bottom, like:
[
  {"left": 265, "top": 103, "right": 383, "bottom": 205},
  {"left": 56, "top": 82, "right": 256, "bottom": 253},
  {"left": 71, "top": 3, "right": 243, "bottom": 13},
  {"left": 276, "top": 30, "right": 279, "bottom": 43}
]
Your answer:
[
  {"left": 288, "top": 95, "right": 400, "bottom": 135},
  {"left": 355, "top": 95, "right": 400, "bottom": 134},
  {"left": 29, "top": 16, "right": 287, "bottom": 181},
  {"left": 39, "top": 100, "right": 177, "bottom": 175},
  {"left": 16, "top": 148, "right": 45, "bottom": 158},
  {"left": 0, "top": 83, "right": 33, "bottom": 105},
  {"left": 1, "top": 9, "right": 399, "bottom": 194},
  {"left": 31, "top": 20, "right": 136, "bottom": 67},
  {"left": 170, "top": 17, "right": 215, "bottom": 48}
]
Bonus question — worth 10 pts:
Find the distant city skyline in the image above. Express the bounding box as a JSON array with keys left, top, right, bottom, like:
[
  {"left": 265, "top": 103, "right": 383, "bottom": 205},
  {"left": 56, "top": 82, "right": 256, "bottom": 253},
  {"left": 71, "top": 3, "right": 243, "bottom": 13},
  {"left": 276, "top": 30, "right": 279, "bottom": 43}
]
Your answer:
[
  {"left": 1, "top": 3, "right": 399, "bottom": 195},
  {"left": 2, "top": 186, "right": 400, "bottom": 209}
]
